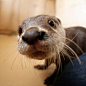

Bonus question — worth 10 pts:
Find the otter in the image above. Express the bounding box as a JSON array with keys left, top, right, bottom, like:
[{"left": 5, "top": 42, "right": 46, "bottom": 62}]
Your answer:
[{"left": 17, "top": 15, "right": 86, "bottom": 85}]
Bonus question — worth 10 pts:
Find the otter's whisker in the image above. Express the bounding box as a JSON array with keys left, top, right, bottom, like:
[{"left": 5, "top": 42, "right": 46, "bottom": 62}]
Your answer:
[
  {"left": 55, "top": 45, "right": 61, "bottom": 73},
  {"left": 61, "top": 49, "right": 74, "bottom": 66},
  {"left": 60, "top": 51, "right": 65, "bottom": 60},
  {"left": 4, "top": 48, "right": 18, "bottom": 62},
  {"left": 26, "top": 57, "right": 31, "bottom": 63},
  {"left": 64, "top": 37, "right": 84, "bottom": 54},
  {"left": 51, "top": 27, "right": 84, "bottom": 54},
  {"left": 61, "top": 42, "right": 74, "bottom": 55},
  {"left": 17, "top": 53, "right": 22, "bottom": 65},
  {"left": 61, "top": 42, "right": 81, "bottom": 64},
  {"left": 22, "top": 56, "right": 27, "bottom": 69},
  {"left": 1, "top": 44, "right": 17, "bottom": 57},
  {"left": 21, "top": 55, "right": 24, "bottom": 70},
  {"left": 24, "top": 57, "right": 31, "bottom": 73},
  {"left": 66, "top": 32, "right": 78, "bottom": 44},
  {"left": 18, "top": 53, "right": 24, "bottom": 69},
  {"left": 57, "top": 51, "right": 61, "bottom": 73},
  {"left": 11, "top": 52, "right": 19, "bottom": 70},
  {"left": 23, "top": 55, "right": 27, "bottom": 69},
  {"left": 18, "top": 52, "right": 21, "bottom": 64}
]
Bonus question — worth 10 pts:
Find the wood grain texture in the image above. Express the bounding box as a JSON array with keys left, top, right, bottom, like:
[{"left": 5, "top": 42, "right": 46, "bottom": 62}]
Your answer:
[{"left": 0, "top": 0, "right": 55, "bottom": 35}]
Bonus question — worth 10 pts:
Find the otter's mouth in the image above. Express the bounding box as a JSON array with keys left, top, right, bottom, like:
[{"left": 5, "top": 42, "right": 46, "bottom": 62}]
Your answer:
[
  {"left": 17, "top": 27, "right": 50, "bottom": 59},
  {"left": 27, "top": 50, "right": 48, "bottom": 60},
  {"left": 29, "top": 51, "right": 47, "bottom": 56}
]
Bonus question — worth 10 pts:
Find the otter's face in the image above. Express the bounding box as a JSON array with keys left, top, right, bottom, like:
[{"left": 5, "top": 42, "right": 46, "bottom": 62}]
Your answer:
[{"left": 17, "top": 15, "right": 65, "bottom": 60}]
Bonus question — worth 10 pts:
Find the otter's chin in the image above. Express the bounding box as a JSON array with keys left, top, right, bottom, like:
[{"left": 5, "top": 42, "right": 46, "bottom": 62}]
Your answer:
[{"left": 26, "top": 51, "right": 49, "bottom": 60}]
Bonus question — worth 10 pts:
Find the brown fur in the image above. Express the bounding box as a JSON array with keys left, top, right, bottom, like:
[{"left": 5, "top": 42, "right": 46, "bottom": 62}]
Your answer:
[{"left": 17, "top": 15, "right": 86, "bottom": 85}]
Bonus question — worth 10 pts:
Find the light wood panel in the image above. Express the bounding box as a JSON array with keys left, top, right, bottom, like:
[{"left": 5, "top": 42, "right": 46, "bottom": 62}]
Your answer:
[
  {"left": 56, "top": 0, "right": 86, "bottom": 27},
  {"left": 0, "top": 0, "right": 55, "bottom": 35}
]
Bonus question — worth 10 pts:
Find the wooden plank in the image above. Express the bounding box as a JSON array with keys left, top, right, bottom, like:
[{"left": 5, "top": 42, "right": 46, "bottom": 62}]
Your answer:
[
  {"left": 55, "top": 0, "right": 86, "bottom": 27},
  {"left": 0, "top": 30, "right": 17, "bottom": 35},
  {"left": 45, "top": 0, "right": 55, "bottom": 16},
  {"left": 0, "top": 0, "right": 55, "bottom": 35}
]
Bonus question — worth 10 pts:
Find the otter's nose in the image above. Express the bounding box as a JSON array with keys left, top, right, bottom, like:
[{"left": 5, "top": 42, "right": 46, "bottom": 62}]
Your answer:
[{"left": 22, "top": 30, "right": 45, "bottom": 45}]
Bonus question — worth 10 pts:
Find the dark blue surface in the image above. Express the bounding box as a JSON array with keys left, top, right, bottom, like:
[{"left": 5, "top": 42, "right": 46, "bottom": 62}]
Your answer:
[{"left": 54, "top": 52, "right": 86, "bottom": 86}]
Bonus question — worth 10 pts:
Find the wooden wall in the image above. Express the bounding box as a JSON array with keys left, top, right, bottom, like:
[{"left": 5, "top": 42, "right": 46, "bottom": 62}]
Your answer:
[
  {"left": 0, "top": 0, "right": 86, "bottom": 35},
  {"left": 0, "top": 0, "right": 55, "bottom": 35},
  {"left": 56, "top": 0, "right": 86, "bottom": 27}
]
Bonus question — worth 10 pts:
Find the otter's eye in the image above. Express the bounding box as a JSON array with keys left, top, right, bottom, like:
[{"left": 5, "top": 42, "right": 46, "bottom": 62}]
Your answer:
[
  {"left": 48, "top": 19, "right": 55, "bottom": 27},
  {"left": 18, "top": 27, "right": 22, "bottom": 36}
]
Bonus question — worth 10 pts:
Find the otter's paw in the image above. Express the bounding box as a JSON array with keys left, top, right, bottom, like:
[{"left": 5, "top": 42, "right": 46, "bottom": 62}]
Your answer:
[{"left": 34, "top": 65, "right": 47, "bottom": 70}]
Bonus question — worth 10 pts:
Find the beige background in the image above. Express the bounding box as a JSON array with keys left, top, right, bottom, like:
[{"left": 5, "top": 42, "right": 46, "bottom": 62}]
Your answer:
[
  {"left": 0, "top": 0, "right": 86, "bottom": 34},
  {"left": 0, "top": 0, "right": 55, "bottom": 34},
  {"left": 56, "top": 0, "right": 86, "bottom": 27}
]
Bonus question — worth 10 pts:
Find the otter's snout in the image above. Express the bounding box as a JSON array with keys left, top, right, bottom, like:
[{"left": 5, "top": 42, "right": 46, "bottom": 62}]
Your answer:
[{"left": 22, "top": 30, "right": 46, "bottom": 45}]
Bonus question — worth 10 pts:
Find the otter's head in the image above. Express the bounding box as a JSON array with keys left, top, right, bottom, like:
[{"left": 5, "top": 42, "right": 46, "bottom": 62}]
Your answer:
[{"left": 17, "top": 15, "right": 65, "bottom": 60}]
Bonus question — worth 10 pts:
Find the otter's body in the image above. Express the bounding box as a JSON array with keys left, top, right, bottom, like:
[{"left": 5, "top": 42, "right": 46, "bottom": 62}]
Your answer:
[
  {"left": 65, "top": 26, "right": 86, "bottom": 56},
  {"left": 17, "top": 15, "right": 86, "bottom": 85}
]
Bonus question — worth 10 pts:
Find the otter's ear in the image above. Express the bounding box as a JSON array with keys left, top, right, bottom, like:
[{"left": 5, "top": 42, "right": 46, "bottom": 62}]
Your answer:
[{"left": 57, "top": 18, "right": 61, "bottom": 24}]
